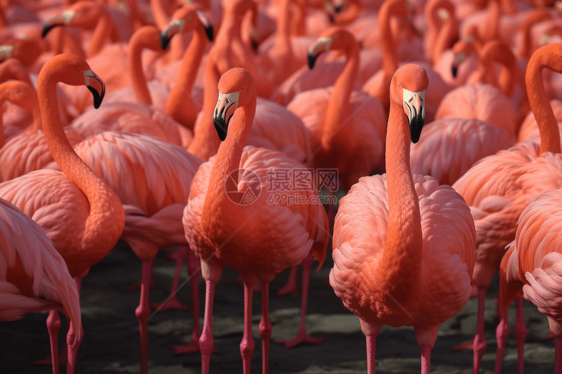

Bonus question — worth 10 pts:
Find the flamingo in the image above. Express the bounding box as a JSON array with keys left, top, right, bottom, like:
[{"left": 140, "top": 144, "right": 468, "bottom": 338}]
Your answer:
[
  {"left": 0, "top": 54, "right": 125, "bottom": 374},
  {"left": 452, "top": 44, "right": 562, "bottom": 374},
  {"left": 184, "top": 67, "right": 329, "bottom": 374},
  {"left": 496, "top": 188, "right": 562, "bottom": 374},
  {"left": 0, "top": 197, "right": 81, "bottom": 374},
  {"left": 330, "top": 63, "right": 475, "bottom": 374}
]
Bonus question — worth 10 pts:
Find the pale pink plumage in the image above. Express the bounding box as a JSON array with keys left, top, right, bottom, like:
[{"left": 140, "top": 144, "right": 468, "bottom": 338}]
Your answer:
[{"left": 410, "top": 118, "right": 516, "bottom": 185}]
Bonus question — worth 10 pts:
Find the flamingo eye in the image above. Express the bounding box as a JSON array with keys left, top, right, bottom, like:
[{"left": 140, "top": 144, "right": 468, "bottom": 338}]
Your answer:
[{"left": 78, "top": 68, "right": 82, "bottom": 72}]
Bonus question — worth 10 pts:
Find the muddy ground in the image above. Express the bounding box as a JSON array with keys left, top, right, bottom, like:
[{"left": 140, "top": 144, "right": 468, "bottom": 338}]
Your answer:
[{"left": 1, "top": 239, "right": 556, "bottom": 374}]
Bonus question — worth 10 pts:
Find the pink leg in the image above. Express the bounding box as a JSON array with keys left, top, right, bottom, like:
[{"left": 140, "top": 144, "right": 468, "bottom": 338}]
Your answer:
[
  {"left": 366, "top": 335, "right": 376, "bottom": 374},
  {"left": 34, "top": 315, "right": 69, "bottom": 367},
  {"left": 421, "top": 344, "right": 432, "bottom": 374},
  {"left": 200, "top": 279, "right": 217, "bottom": 374},
  {"left": 172, "top": 248, "right": 207, "bottom": 354},
  {"left": 277, "top": 266, "right": 299, "bottom": 296},
  {"left": 126, "top": 260, "right": 155, "bottom": 292},
  {"left": 259, "top": 282, "right": 272, "bottom": 374},
  {"left": 472, "top": 287, "right": 488, "bottom": 374},
  {"left": 135, "top": 260, "right": 153, "bottom": 374},
  {"left": 47, "top": 311, "right": 61, "bottom": 374},
  {"left": 65, "top": 316, "right": 83, "bottom": 374},
  {"left": 514, "top": 297, "right": 527, "bottom": 374},
  {"left": 151, "top": 246, "right": 189, "bottom": 312},
  {"left": 494, "top": 311, "right": 510, "bottom": 374},
  {"left": 240, "top": 281, "right": 256, "bottom": 374},
  {"left": 554, "top": 336, "right": 562, "bottom": 374},
  {"left": 277, "top": 254, "right": 323, "bottom": 348}
]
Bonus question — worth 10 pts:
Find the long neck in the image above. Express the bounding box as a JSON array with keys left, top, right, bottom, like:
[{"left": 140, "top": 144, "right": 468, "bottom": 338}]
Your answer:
[
  {"left": 87, "top": 10, "right": 115, "bottom": 57},
  {"left": 380, "top": 6, "right": 399, "bottom": 79},
  {"left": 166, "top": 27, "right": 207, "bottom": 127},
  {"left": 128, "top": 34, "right": 152, "bottom": 105},
  {"left": 526, "top": 54, "right": 561, "bottom": 154},
  {"left": 149, "top": 0, "right": 170, "bottom": 28},
  {"left": 482, "top": 0, "right": 500, "bottom": 42},
  {"left": 474, "top": 44, "right": 499, "bottom": 87},
  {"left": 38, "top": 72, "right": 124, "bottom": 254},
  {"left": 494, "top": 44, "right": 517, "bottom": 98},
  {"left": 433, "top": 14, "right": 457, "bottom": 64},
  {"left": 375, "top": 98, "right": 422, "bottom": 292},
  {"left": 201, "top": 97, "right": 256, "bottom": 230},
  {"left": 275, "top": 0, "right": 293, "bottom": 57},
  {"left": 425, "top": 5, "right": 440, "bottom": 63},
  {"left": 322, "top": 42, "right": 359, "bottom": 143}
]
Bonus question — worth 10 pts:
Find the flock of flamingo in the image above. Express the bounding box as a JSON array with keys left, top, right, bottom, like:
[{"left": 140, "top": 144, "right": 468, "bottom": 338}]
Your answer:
[{"left": 4, "top": 0, "right": 562, "bottom": 372}]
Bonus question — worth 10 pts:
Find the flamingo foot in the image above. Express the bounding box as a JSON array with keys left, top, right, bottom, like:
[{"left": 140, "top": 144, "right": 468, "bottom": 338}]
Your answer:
[
  {"left": 277, "top": 329, "right": 323, "bottom": 348},
  {"left": 150, "top": 295, "right": 190, "bottom": 312},
  {"left": 451, "top": 337, "right": 474, "bottom": 351}
]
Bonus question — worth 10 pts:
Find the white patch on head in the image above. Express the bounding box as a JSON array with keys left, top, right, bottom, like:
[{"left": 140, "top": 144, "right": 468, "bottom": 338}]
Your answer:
[
  {"left": 311, "top": 37, "right": 332, "bottom": 54},
  {"left": 218, "top": 91, "right": 240, "bottom": 105},
  {"left": 0, "top": 45, "right": 14, "bottom": 59},
  {"left": 403, "top": 88, "right": 426, "bottom": 118},
  {"left": 169, "top": 19, "right": 186, "bottom": 33},
  {"left": 83, "top": 70, "right": 95, "bottom": 85},
  {"left": 61, "top": 10, "right": 75, "bottom": 25}
]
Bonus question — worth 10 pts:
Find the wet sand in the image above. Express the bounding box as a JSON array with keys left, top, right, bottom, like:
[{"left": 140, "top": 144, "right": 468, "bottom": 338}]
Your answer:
[{"left": 1, "top": 240, "right": 555, "bottom": 373}]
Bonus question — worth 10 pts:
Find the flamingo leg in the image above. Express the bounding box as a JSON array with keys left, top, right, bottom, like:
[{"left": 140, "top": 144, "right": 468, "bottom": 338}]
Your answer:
[
  {"left": 200, "top": 279, "right": 217, "bottom": 374},
  {"left": 554, "top": 336, "right": 562, "bottom": 374},
  {"left": 126, "top": 260, "right": 155, "bottom": 292},
  {"left": 276, "top": 265, "right": 299, "bottom": 296},
  {"left": 366, "top": 335, "right": 376, "bottom": 374},
  {"left": 514, "top": 297, "right": 527, "bottom": 374},
  {"left": 151, "top": 246, "right": 189, "bottom": 312},
  {"left": 278, "top": 254, "right": 323, "bottom": 348},
  {"left": 66, "top": 277, "right": 83, "bottom": 374},
  {"left": 172, "top": 247, "right": 205, "bottom": 354},
  {"left": 135, "top": 260, "right": 153, "bottom": 374},
  {"left": 46, "top": 310, "right": 61, "bottom": 374},
  {"left": 240, "top": 280, "right": 256, "bottom": 374},
  {"left": 421, "top": 344, "right": 432, "bottom": 374},
  {"left": 259, "top": 281, "right": 272, "bottom": 374},
  {"left": 472, "top": 287, "right": 488, "bottom": 374},
  {"left": 494, "top": 308, "right": 510, "bottom": 374}
]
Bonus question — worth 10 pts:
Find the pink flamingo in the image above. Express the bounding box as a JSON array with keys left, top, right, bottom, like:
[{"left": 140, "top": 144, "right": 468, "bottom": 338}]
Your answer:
[
  {"left": 452, "top": 44, "right": 562, "bottom": 374},
  {"left": 330, "top": 63, "right": 475, "bottom": 374},
  {"left": 0, "top": 197, "right": 81, "bottom": 374},
  {"left": 184, "top": 67, "right": 329, "bottom": 374},
  {"left": 0, "top": 54, "right": 125, "bottom": 374},
  {"left": 496, "top": 188, "right": 562, "bottom": 374}
]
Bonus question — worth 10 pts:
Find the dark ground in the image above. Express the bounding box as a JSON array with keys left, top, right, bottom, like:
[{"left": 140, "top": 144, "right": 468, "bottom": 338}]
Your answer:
[{"left": 0, "top": 240, "right": 556, "bottom": 373}]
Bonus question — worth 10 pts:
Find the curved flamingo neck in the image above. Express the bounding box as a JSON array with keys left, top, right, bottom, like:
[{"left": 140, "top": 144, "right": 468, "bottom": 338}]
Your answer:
[
  {"left": 377, "top": 96, "right": 422, "bottom": 290},
  {"left": 526, "top": 51, "right": 561, "bottom": 154},
  {"left": 482, "top": 0, "right": 500, "bottom": 42},
  {"left": 87, "top": 8, "right": 116, "bottom": 57},
  {"left": 291, "top": 0, "right": 306, "bottom": 36},
  {"left": 493, "top": 44, "right": 518, "bottom": 98},
  {"left": 473, "top": 43, "right": 499, "bottom": 87},
  {"left": 128, "top": 32, "right": 152, "bottom": 105},
  {"left": 520, "top": 11, "right": 551, "bottom": 59},
  {"left": 150, "top": 0, "right": 171, "bottom": 28},
  {"left": 335, "top": 1, "right": 360, "bottom": 25},
  {"left": 322, "top": 40, "right": 359, "bottom": 143},
  {"left": 275, "top": 0, "right": 293, "bottom": 56},
  {"left": 202, "top": 92, "right": 257, "bottom": 228},
  {"left": 166, "top": 26, "right": 208, "bottom": 128},
  {"left": 432, "top": 8, "right": 457, "bottom": 64},
  {"left": 379, "top": 4, "right": 399, "bottom": 79},
  {"left": 37, "top": 67, "right": 124, "bottom": 251}
]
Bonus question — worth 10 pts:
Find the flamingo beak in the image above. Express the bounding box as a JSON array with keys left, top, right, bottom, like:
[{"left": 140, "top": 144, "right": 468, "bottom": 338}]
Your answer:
[
  {"left": 84, "top": 70, "right": 105, "bottom": 109},
  {"left": 403, "top": 88, "right": 426, "bottom": 143},
  {"left": 0, "top": 45, "right": 13, "bottom": 63},
  {"left": 250, "top": 26, "right": 259, "bottom": 53},
  {"left": 451, "top": 64, "right": 458, "bottom": 78},
  {"left": 308, "top": 37, "right": 332, "bottom": 69},
  {"left": 213, "top": 91, "right": 240, "bottom": 141},
  {"left": 196, "top": 11, "right": 214, "bottom": 42},
  {"left": 451, "top": 53, "right": 465, "bottom": 78},
  {"left": 161, "top": 19, "right": 185, "bottom": 50},
  {"left": 42, "top": 11, "right": 75, "bottom": 37}
]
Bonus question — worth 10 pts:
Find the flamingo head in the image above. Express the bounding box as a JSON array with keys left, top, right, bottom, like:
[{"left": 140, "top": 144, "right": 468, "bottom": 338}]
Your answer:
[
  {"left": 308, "top": 28, "right": 356, "bottom": 69},
  {"left": 160, "top": 5, "right": 214, "bottom": 50},
  {"left": 391, "top": 64, "right": 429, "bottom": 144},
  {"left": 0, "top": 81, "right": 37, "bottom": 112},
  {"left": 213, "top": 68, "right": 254, "bottom": 141},
  {"left": 42, "top": 1, "right": 105, "bottom": 37},
  {"left": 451, "top": 39, "right": 475, "bottom": 78}
]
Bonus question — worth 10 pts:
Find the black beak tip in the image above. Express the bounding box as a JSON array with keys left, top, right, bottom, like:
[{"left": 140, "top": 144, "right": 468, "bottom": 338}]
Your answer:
[
  {"left": 308, "top": 53, "right": 317, "bottom": 69},
  {"left": 251, "top": 40, "right": 259, "bottom": 53},
  {"left": 160, "top": 34, "right": 171, "bottom": 50},
  {"left": 328, "top": 14, "right": 335, "bottom": 23},
  {"left": 42, "top": 24, "right": 57, "bottom": 38},
  {"left": 87, "top": 86, "right": 104, "bottom": 109},
  {"left": 409, "top": 114, "right": 425, "bottom": 144},
  {"left": 451, "top": 65, "right": 458, "bottom": 78},
  {"left": 213, "top": 118, "right": 228, "bottom": 141},
  {"left": 334, "top": 6, "right": 342, "bottom": 13},
  {"left": 204, "top": 26, "right": 214, "bottom": 42}
]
